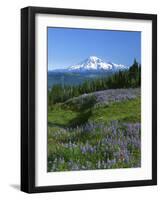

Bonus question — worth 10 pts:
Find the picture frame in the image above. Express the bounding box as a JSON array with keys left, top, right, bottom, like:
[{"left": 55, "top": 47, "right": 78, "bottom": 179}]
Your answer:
[{"left": 21, "top": 6, "right": 157, "bottom": 193}]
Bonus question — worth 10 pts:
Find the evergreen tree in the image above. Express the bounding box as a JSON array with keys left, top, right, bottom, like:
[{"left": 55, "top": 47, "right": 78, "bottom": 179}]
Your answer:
[{"left": 48, "top": 59, "right": 141, "bottom": 105}]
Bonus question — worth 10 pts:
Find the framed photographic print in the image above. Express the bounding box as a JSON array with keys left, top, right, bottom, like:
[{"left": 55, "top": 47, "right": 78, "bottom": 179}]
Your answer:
[{"left": 21, "top": 6, "right": 157, "bottom": 193}]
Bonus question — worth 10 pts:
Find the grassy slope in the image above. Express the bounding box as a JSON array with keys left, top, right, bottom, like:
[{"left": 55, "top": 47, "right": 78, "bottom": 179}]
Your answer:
[
  {"left": 48, "top": 106, "right": 77, "bottom": 127},
  {"left": 48, "top": 95, "right": 141, "bottom": 171},
  {"left": 48, "top": 97, "right": 141, "bottom": 127},
  {"left": 91, "top": 97, "right": 140, "bottom": 123}
]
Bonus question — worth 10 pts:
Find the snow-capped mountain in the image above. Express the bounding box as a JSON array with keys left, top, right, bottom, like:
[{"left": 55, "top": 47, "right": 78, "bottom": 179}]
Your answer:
[
  {"left": 67, "top": 56, "right": 128, "bottom": 72},
  {"left": 49, "top": 56, "right": 128, "bottom": 73}
]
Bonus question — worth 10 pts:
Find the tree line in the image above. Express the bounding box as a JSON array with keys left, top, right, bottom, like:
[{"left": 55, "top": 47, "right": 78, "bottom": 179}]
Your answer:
[{"left": 48, "top": 59, "right": 141, "bottom": 106}]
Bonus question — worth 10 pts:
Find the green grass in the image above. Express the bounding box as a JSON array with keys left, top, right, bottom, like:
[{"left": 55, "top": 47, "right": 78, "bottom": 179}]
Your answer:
[
  {"left": 48, "top": 97, "right": 141, "bottom": 127},
  {"left": 48, "top": 104, "right": 78, "bottom": 127},
  {"left": 90, "top": 97, "right": 141, "bottom": 123},
  {"left": 48, "top": 96, "right": 141, "bottom": 172}
]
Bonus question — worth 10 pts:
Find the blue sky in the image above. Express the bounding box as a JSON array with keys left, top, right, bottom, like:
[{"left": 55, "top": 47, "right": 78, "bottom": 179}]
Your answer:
[{"left": 48, "top": 27, "right": 141, "bottom": 70}]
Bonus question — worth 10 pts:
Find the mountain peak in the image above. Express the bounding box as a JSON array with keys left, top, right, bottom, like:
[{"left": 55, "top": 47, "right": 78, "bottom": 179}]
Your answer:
[
  {"left": 67, "top": 56, "right": 128, "bottom": 72},
  {"left": 88, "top": 56, "right": 101, "bottom": 61}
]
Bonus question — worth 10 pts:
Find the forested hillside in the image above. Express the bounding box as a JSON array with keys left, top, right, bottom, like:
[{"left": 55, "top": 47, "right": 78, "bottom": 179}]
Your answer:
[{"left": 48, "top": 59, "right": 141, "bottom": 106}]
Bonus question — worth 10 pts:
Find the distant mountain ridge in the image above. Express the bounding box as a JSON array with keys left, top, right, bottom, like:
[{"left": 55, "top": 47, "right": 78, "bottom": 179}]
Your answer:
[{"left": 49, "top": 56, "right": 128, "bottom": 72}]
